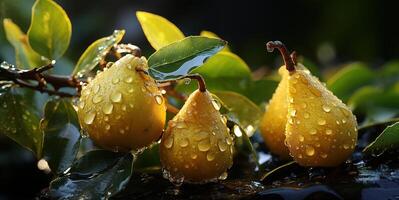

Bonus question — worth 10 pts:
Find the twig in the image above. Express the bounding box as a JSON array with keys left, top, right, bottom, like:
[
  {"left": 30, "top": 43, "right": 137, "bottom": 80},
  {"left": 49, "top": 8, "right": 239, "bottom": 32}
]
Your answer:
[{"left": 0, "top": 62, "right": 81, "bottom": 97}]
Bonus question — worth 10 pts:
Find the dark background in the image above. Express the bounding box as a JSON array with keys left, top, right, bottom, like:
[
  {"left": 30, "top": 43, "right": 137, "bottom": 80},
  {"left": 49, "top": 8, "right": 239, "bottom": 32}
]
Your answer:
[
  {"left": 1, "top": 0, "right": 399, "bottom": 72},
  {"left": 0, "top": 0, "right": 398, "bottom": 198}
]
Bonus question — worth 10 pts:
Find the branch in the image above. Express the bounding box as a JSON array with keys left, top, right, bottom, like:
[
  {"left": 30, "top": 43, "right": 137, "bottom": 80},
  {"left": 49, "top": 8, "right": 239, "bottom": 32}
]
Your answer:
[{"left": 0, "top": 62, "right": 82, "bottom": 97}]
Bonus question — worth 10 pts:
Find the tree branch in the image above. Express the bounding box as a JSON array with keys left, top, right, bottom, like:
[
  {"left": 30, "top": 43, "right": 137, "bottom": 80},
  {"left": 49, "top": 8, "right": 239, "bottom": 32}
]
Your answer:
[{"left": 0, "top": 62, "right": 82, "bottom": 97}]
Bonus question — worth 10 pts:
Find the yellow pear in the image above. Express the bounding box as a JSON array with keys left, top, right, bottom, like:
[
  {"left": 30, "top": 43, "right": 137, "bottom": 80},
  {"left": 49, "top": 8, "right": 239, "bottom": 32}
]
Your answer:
[
  {"left": 259, "top": 66, "right": 291, "bottom": 159},
  {"left": 77, "top": 54, "right": 166, "bottom": 152},
  {"left": 267, "top": 41, "right": 358, "bottom": 166},
  {"left": 160, "top": 89, "right": 233, "bottom": 183}
]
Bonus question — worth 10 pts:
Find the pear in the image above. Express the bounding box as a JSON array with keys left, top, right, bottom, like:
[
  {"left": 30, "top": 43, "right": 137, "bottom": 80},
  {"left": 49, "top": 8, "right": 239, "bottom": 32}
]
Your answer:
[
  {"left": 267, "top": 41, "right": 358, "bottom": 166},
  {"left": 160, "top": 89, "right": 233, "bottom": 183},
  {"left": 259, "top": 66, "right": 291, "bottom": 159},
  {"left": 77, "top": 54, "right": 166, "bottom": 152}
]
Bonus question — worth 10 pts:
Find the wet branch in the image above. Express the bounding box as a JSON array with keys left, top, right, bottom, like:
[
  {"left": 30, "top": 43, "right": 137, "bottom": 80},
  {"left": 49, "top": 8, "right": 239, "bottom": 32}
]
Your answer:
[{"left": 0, "top": 63, "right": 82, "bottom": 97}]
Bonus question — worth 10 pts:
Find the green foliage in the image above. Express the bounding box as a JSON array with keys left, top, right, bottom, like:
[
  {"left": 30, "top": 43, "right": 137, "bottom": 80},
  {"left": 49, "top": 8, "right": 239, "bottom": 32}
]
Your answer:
[
  {"left": 73, "top": 30, "right": 125, "bottom": 76},
  {"left": 28, "top": 0, "right": 71, "bottom": 60},
  {"left": 3, "top": 19, "right": 46, "bottom": 69},
  {"left": 148, "top": 36, "right": 226, "bottom": 80},
  {"left": 363, "top": 122, "right": 399, "bottom": 155},
  {"left": 327, "top": 62, "right": 374, "bottom": 102},
  {"left": 136, "top": 11, "right": 185, "bottom": 50},
  {"left": 0, "top": 87, "right": 42, "bottom": 157},
  {"left": 50, "top": 152, "right": 133, "bottom": 199},
  {"left": 41, "top": 99, "right": 81, "bottom": 174}
]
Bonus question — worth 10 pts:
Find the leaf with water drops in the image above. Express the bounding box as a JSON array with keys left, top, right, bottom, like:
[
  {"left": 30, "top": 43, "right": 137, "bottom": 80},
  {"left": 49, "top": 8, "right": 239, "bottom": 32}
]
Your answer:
[
  {"left": 50, "top": 152, "right": 133, "bottom": 199},
  {"left": 136, "top": 11, "right": 185, "bottom": 50},
  {"left": 3, "top": 19, "right": 47, "bottom": 69},
  {"left": 41, "top": 99, "right": 81, "bottom": 174},
  {"left": 327, "top": 62, "right": 374, "bottom": 102},
  {"left": 0, "top": 87, "right": 42, "bottom": 157},
  {"left": 363, "top": 122, "right": 399, "bottom": 155},
  {"left": 148, "top": 36, "right": 226, "bottom": 80},
  {"left": 70, "top": 150, "right": 125, "bottom": 176},
  {"left": 72, "top": 30, "right": 125, "bottom": 76},
  {"left": 27, "top": 0, "right": 72, "bottom": 60},
  {"left": 214, "top": 91, "right": 262, "bottom": 137},
  {"left": 227, "top": 120, "right": 260, "bottom": 170}
]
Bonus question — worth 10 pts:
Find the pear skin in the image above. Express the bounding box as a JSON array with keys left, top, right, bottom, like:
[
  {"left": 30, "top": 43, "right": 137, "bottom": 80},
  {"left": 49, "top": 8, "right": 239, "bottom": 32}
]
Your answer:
[
  {"left": 160, "top": 89, "right": 233, "bottom": 183},
  {"left": 285, "top": 64, "right": 358, "bottom": 166},
  {"left": 78, "top": 55, "right": 166, "bottom": 152},
  {"left": 259, "top": 66, "right": 291, "bottom": 159}
]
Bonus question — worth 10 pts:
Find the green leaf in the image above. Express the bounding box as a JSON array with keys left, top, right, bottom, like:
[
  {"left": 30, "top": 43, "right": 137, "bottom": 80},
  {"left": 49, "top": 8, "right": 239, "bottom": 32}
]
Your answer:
[
  {"left": 134, "top": 143, "right": 161, "bottom": 173},
  {"left": 348, "top": 86, "right": 399, "bottom": 124},
  {"left": 28, "top": 0, "right": 72, "bottom": 59},
  {"left": 148, "top": 36, "right": 226, "bottom": 80},
  {"left": 50, "top": 153, "right": 133, "bottom": 199},
  {"left": 378, "top": 60, "right": 399, "bottom": 87},
  {"left": 245, "top": 79, "right": 279, "bottom": 105},
  {"left": 214, "top": 91, "right": 262, "bottom": 137},
  {"left": 327, "top": 62, "right": 374, "bottom": 102},
  {"left": 73, "top": 30, "right": 125, "bottom": 76},
  {"left": 363, "top": 122, "right": 399, "bottom": 155},
  {"left": 41, "top": 99, "right": 81, "bottom": 174},
  {"left": 200, "top": 30, "right": 231, "bottom": 52},
  {"left": 136, "top": 11, "right": 184, "bottom": 50},
  {"left": 3, "top": 19, "right": 46, "bottom": 69},
  {"left": 0, "top": 88, "right": 42, "bottom": 156},
  {"left": 70, "top": 150, "right": 124, "bottom": 176}
]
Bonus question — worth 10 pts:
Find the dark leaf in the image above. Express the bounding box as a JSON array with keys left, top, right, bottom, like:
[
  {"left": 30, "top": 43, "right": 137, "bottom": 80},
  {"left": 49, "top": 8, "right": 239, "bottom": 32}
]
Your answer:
[{"left": 41, "top": 99, "right": 81, "bottom": 174}]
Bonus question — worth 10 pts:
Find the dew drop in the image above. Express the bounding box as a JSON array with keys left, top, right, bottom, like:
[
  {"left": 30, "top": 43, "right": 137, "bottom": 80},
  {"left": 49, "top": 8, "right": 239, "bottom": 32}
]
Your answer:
[
  {"left": 290, "top": 109, "right": 297, "bottom": 117},
  {"left": 301, "top": 102, "right": 307, "bottom": 109},
  {"left": 343, "top": 144, "right": 350, "bottom": 149},
  {"left": 218, "top": 172, "right": 228, "bottom": 180},
  {"left": 84, "top": 112, "right": 96, "bottom": 125},
  {"left": 304, "top": 112, "right": 310, "bottom": 119},
  {"left": 105, "top": 124, "right": 111, "bottom": 130},
  {"left": 119, "top": 129, "right": 125, "bottom": 134},
  {"left": 194, "top": 131, "right": 208, "bottom": 141},
  {"left": 78, "top": 101, "right": 85, "bottom": 109},
  {"left": 342, "top": 119, "right": 347, "bottom": 124},
  {"left": 321, "top": 153, "right": 328, "bottom": 158},
  {"left": 128, "top": 88, "right": 134, "bottom": 93},
  {"left": 190, "top": 153, "right": 198, "bottom": 159},
  {"left": 176, "top": 122, "right": 186, "bottom": 129},
  {"left": 111, "top": 92, "right": 122, "bottom": 103},
  {"left": 318, "top": 119, "right": 326, "bottom": 125},
  {"left": 218, "top": 140, "right": 228, "bottom": 152},
  {"left": 93, "top": 84, "right": 100, "bottom": 94},
  {"left": 198, "top": 139, "right": 211, "bottom": 152},
  {"left": 102, "top": 103, "right": 113, "bottom": 114},
  {"left": 92, "top": 95, "right": 103, "bottom": 104},
  {"left": 322, "top": 105, "right": 331, "bottom": 113},
  {"left": 155, "top": 95, "right": 163, "bottom": 105},
  {"left": 212, "top": 99, "right": 221, "bottom": 110},
  {"left": 206, "top": 151, "right": 216, "bottom": 161},
  {"left": 112, "top": 77, "right": 120, "bottom": 84},
  {"left": 226, "top": 137, "right": 233, "bottom": 145},
  {"left": 124, "top": 76, "right": 133, "bottom": 83},
  {"left": 164, "top": 137, "right": 173, "bottom": 148},
  {"left": 298, "top": 135, "right": 304, "bottom": 142},
  {"left": 325, "top": 129, "right": 333, "bottom": 135},
  {"left": 305, "top": 145, "right": 315, "bottom": 156},
  {"left": 179, "top": 138, "right": 189, "bottom": 147},
  {"left": 309, "top": 86, "right": 321, "bottom": 97},
  {"left": 122, "top": 105, "right": 127, "bottom": 111}
]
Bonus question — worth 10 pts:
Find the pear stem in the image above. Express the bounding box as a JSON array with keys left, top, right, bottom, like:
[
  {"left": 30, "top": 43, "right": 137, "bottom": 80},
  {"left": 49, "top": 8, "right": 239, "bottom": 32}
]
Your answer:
[
  {"left": 266, "top": 41, "right": 296, "bottom": 72},
  {"left": 185, "top": 74, "right": 207, "bottom": 92}
]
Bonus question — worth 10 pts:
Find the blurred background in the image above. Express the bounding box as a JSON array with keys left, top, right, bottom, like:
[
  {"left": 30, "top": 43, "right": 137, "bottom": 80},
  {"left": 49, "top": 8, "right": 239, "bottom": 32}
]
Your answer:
[
  {"left": 1, "top": 0, "right": 398, "bottom": 72},
  {"left": 0, "top": 0, "right": 398, "bottom": 198}
]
